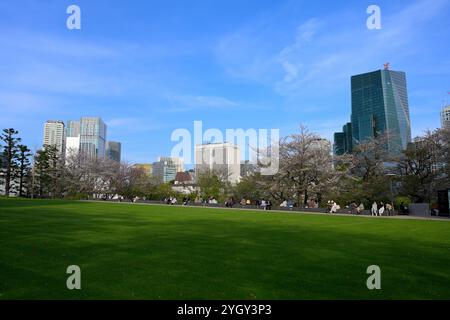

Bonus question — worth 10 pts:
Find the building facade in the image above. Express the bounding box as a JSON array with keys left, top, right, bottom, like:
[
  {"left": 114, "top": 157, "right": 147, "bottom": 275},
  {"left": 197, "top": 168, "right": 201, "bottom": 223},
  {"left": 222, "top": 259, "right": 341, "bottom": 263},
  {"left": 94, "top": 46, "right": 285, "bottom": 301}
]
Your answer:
[
  {"left": 333, "top": 122, "right": 353, "bottom": 155},
  {"left": 157, "top": 156, "right": 184, "bottom": 173},
  {"left": 66, "top": 117, "right": 107, "bottom": 158},
  {"left": 133, "top": 163, "right": 153, "bottom": 176},
  {"left": 195, "top": 142, "right": 241, "bottom": 183},
  {"left": 334, "top": 68, "right": 411, "bottom": 156},
  {"left": 43, "top": 120, "right": 65, "bottom": 157},
  {"left": 106, "top": 141, "right": 121, "bottom": 162},
  {"left": 441, "top": 105, "right": 450, "bottom": 129},
  {"left": 66, "top": 120, "right": 81, "bottom": 137},
  {"left": 152, "top": 160, "right": 177, "bottom": 183}
]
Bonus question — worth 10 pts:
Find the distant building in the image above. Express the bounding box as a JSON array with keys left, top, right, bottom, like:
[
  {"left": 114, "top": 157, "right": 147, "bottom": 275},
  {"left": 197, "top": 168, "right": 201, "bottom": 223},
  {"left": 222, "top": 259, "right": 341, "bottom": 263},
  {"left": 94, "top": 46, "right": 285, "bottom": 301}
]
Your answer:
[
  {"left": 66, "top": 117, "right": 107, "bottom": 158},
  {"left": 106, "top": 141, "right": 121, "bottom": 162},
  {"left": 43, "top": 120, "right": 65, "bottom": 157},
  {"left": 333, "top": 132, "right": 345, "bottom": 156},
  {"left": 157, "top": 156, "right": 184, "bottom": 173},
  {"left": 174, "top": 171, "right": 194, "bottom": 185},
  {"left": 240, "top": 160, "right": 257, "bottom": 177},
  {"left": 152, "top": 160, "right": 177, "bottom": 183},
  {"left": 441, "top": 105, "right": 450, "bottom": 129},
  {"left": 333, "top": 122, "right": 352, "bottom": 155},
  {"left": 66, "top": 120, "right": 80, "bottom": 137},
  {"left": 195, "top": 142, "right": 241, "bottom": 183},
  {"left": 133, "top": 163, "right": 153, "bottom": 176},
  {"left": 334, "top": 67, "right": 412, "bottom": 157}
]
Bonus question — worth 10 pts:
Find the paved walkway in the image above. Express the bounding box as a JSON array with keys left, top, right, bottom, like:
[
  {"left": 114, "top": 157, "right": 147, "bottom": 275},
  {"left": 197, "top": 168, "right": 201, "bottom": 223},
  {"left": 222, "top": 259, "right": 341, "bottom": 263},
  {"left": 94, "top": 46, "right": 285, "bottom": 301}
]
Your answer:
[{"left": 81, "top": 200, "right": 450, "bottom": 222}]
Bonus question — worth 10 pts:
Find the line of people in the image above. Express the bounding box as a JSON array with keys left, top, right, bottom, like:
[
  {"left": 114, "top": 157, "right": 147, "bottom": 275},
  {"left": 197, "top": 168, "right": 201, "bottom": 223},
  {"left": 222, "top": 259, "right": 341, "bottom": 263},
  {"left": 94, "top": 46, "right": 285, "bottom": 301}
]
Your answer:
[{"left": 370, "top": 201, "right": 393, "bottom": 216}]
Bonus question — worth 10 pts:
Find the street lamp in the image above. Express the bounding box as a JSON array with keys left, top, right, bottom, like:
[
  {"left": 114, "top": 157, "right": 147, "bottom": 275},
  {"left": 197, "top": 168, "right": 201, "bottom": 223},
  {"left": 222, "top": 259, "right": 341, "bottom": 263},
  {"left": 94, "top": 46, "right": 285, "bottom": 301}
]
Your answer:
[{"left": 386, "top": 173, "right": 397, "bottom": 212}]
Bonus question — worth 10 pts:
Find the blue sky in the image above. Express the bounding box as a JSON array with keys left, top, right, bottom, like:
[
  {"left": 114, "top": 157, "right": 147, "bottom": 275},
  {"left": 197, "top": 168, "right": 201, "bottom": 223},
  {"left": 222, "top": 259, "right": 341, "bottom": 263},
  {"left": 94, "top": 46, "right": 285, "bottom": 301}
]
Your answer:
[{"left": 0, "top": 0, "right": 449, "bottom": 164}]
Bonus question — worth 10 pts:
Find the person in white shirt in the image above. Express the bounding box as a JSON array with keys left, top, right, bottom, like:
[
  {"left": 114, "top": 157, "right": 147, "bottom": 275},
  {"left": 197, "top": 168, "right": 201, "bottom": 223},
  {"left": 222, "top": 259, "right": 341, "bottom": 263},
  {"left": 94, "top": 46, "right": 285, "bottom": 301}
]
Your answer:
[
  {"left": 378, "top": 202, "right": 385, "bottom": 216},
  {"left": 371, "top": 202, "right": 378, "bottom": 216}
]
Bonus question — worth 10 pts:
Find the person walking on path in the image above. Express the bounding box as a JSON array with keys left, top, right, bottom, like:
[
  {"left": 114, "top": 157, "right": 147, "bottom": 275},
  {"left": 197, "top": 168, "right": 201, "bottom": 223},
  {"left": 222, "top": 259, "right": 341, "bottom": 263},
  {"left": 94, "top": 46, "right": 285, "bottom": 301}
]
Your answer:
[
  {"left": 371, "top": 202, "right": 378, "bottom": 216},
  {"left": 378, "top": 202, "right": 385, "bottom": 216}
]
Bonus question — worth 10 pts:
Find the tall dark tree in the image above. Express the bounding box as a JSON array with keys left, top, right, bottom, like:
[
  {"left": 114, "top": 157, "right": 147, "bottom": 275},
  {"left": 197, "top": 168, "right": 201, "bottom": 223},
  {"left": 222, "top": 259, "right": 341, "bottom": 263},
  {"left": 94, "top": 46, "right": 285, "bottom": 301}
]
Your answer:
[
  {"left": 34, "top": 145, "right": 62, "bottom": 198},
  {"left": 0, "top": 128, "right": 21, "bottom": 196},
  {"left": 17, "top": 144, "right": 32, "bottom": 197}
]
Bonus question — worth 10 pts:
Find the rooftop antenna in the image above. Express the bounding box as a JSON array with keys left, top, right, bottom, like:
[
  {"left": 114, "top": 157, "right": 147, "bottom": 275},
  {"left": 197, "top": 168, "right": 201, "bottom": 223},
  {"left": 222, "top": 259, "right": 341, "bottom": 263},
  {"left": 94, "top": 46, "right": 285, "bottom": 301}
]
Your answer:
[{"left": 383, "top": 62, "right": 390, "bottom": 70}]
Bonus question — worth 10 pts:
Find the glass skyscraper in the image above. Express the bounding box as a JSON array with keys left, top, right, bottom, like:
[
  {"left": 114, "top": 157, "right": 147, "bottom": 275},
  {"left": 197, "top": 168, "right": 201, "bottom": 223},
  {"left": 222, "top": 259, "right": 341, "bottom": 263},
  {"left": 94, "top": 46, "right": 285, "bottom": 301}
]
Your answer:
[
  {"left": 79, "top": 117, "right": 107, "bottom": 158},
  {"left": 66, "top": 117, "right": 107, "bottom": 158},
  {"left": 106, "top": 141, "right": 121, "bottom": 162},
  {"left": 334, "top": 68, "right": 411, "bottom": 156}
]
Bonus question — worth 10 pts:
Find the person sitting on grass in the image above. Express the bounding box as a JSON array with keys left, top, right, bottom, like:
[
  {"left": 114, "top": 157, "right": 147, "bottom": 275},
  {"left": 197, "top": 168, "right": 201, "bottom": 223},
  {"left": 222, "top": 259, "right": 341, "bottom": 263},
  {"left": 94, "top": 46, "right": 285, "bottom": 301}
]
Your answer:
[
  {"left": 356, "top": 203, "right": 364, "bottom": 214},
  {"left": 330, "top": 201, "right": 340, "bottom": 213},
  {"left": 385, "top": 203, "right": 393, "bottom": 216}
]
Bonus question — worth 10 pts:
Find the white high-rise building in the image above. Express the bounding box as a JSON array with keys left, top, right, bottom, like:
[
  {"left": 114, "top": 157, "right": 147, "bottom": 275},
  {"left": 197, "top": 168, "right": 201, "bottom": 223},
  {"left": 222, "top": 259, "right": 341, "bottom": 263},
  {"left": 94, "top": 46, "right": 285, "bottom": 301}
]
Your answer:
[
  {"left": 441, "top": 105, "right": 450, "bottom": 129},
  {"left": 195, "top": 142, "right": 241, "bottom": 183},
  {"left": 43, "top": 120, "right": 65, "bottom": 156}
]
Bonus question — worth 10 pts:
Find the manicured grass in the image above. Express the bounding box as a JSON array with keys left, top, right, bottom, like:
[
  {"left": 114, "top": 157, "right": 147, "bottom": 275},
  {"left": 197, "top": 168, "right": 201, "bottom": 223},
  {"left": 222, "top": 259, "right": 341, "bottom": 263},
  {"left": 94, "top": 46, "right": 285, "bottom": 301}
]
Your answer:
[{"left": 1, "top": 197, "right": 450, "bottom": 299}]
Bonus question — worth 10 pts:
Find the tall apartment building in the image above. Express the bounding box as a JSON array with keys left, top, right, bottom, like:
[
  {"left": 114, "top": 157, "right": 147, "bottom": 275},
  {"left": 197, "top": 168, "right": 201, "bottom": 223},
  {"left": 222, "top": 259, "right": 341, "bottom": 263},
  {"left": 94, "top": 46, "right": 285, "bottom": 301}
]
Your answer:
[
  {"left": 195, "top": 142, "right": 241, "bottom": 183},
  {"left": 43, "top": 120, "right": 65, "bottom": 157}
]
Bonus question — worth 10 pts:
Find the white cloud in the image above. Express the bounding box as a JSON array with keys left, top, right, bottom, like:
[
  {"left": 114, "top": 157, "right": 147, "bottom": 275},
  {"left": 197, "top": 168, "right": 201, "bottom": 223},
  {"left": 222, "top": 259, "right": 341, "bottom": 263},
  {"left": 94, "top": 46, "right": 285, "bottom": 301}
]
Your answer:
[
  {"left": 216, "top": 0, "right": 449, "bottom": 98},
  {"left": 164, "top": 94, "right": 238, "bottom": 112}
]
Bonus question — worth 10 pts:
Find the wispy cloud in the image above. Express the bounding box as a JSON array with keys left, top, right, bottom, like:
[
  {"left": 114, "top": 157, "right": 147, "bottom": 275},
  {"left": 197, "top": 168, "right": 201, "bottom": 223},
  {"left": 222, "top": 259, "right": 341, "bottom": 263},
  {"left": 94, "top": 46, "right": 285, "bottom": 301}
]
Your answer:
[
  {"left": 163, "top": 94, "right": 238, "bottom": 112},
  {"left": 216, "top": 0, "right": 449, "bottom": 98}
]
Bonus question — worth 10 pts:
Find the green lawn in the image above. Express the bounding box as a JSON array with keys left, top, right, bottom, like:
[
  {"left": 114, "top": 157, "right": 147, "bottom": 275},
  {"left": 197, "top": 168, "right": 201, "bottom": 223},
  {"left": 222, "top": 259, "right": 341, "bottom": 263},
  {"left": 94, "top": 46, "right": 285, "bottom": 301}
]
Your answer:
[{"left": 1, "top": 197, "right": 450, "bottom": 299}]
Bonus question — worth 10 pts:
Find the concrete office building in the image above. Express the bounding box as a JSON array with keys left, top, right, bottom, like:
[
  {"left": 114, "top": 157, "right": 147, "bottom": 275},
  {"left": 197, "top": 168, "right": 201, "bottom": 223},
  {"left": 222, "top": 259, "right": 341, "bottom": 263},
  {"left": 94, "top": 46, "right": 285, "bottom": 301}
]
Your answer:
[
  {"left": 195, "top": 142, "right": 241, "bottom": 184},
  {"left": 152, "top": 160, "right": 177, "bottom": 183},
  {"left": 157, "top": 156, "right": 184, "bottom": 173}
]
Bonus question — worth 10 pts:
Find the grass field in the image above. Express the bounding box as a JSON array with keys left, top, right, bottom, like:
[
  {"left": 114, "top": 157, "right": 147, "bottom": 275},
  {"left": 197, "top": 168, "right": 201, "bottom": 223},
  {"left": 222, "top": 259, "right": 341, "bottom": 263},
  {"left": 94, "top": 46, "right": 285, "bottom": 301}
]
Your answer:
[{"left": 1, "top": 197, "right": 450, "bottom": 300}]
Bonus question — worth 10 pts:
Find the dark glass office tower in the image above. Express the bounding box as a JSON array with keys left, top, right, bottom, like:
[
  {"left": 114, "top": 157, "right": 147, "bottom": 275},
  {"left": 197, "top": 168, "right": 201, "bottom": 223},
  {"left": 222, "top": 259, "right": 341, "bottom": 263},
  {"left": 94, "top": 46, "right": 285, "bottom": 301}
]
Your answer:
[
  {"left": 350, "top": 69, "right": 411, "bottom": 155},
  {"left": 333, "top": 122, "right": 353, "bottom": 155}
]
